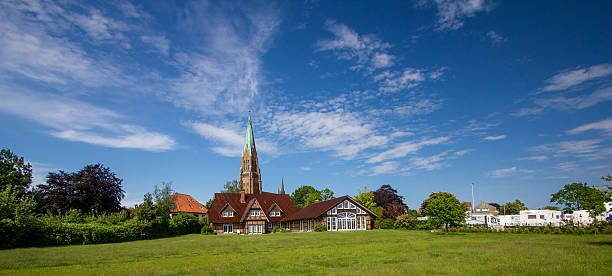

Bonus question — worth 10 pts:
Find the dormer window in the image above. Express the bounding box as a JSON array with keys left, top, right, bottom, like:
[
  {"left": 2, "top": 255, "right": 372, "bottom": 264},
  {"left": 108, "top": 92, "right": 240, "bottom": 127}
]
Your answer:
[
  {"left": 270, "top": 211, "right": 280, "bottom": 216},
  {"left": 250, "top": 210, "right": 260, "bottom": 216},
  {"left": 223, "top": 211, "right": 234, "bottom": 217}
]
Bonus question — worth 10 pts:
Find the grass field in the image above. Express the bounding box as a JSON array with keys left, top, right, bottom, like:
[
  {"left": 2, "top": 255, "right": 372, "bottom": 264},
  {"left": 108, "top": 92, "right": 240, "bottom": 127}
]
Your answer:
[{"left": 1, "top": 230, "right": 611, "bottom": 275}]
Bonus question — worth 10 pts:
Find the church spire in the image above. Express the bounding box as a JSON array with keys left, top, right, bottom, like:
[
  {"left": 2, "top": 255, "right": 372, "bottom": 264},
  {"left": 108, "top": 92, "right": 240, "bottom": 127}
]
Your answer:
[
  {"left": 239, "top": 113, "right": 262, "bottom": 194},
  {"left": 243, "top": 112, "right": 256, "bottom": 155},
  {"left": 280, "top": 177, "right": 285, "bottom": 194}
]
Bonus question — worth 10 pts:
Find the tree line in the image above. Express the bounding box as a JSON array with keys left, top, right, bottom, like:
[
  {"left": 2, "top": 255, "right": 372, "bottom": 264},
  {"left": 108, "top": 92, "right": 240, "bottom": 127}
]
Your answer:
[{"left": 0, "top": 148, "right": 206, "bottom": 249}]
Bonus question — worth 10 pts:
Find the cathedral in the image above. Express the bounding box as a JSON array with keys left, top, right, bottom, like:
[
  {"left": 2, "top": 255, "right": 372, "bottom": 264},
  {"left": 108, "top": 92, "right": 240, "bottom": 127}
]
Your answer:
[{"left": 207, "top": 115, "right": 376, "bottom": 234}]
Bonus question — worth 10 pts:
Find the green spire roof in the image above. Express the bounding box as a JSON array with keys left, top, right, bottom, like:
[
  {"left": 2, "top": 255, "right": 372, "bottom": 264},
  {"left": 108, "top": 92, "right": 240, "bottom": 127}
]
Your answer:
[{"left": 243, "top": 113, "right": 256, "bottom": 155}]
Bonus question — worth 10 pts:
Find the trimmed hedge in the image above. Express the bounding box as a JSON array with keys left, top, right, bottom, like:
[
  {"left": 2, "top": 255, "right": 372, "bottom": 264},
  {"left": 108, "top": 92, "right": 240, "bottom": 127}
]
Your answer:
[{"left": 446, "top": 223, "right": 612, "bottom": 235}]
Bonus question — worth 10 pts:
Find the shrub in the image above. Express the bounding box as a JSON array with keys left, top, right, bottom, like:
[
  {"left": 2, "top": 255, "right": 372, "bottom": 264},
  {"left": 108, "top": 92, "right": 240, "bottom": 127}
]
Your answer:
[
  {"left": 577, "top": 227, "right": 587, "bottom": 235},
  {"left": 532, "top": 227, "right": 541, "bottom": 234},
  {"left": 543, "top": 227, "right": 551, "bottom": 234},
  {"left": 169, "top": 213, "right": 201, "bottom": 235},
  {"left": 271, "top": 226, "right": 291, "bottom": 233},
  {"left": 553, "top": 228, "right": 562, "bottom": 235},
  {"left": 377, "top": 218, "right": 395, "bottom": 229},
  {"left": 201, "top": 224, "right": 215, "bottom": 235},
  {"left": 394, "top": 213, "right": 418, "bottom": 229},
  {"left": 314, "top": 222, "right": 327, "bottom": 232}
]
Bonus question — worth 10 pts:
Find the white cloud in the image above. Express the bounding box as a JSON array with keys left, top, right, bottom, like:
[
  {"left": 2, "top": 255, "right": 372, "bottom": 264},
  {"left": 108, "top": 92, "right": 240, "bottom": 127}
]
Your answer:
[
  {"left": 513, "top": 86, "right": 612, "bottom": 116},
  {"left": 0, "top": 20, "right": 122, "bottom": 87},
  {"left": 418, "top": 0, "right": 496, "bottom": 31},
  {"left": 141, "top": 35, "right": 170, "bottom": 56},
  {"left": 487, "top": 167, "right": 534, "bottom": 178},
  {"left": 301, "top": 167, "right": 312, "bottom": 171},
  {"left": 376, "top": 68, "right": 426, "bottom": 92},
  {"left": 486, "top": 30, "right": 507, "bottom": 44},
  {"left": 167, "top": 2, "right": 281, "bottom": 115},
  {"left": 0, "top": 86, "right": 175, "bottom": 151},
  {"left": 394, "top": 98, "right": 442, "bottom": 117},
  {"left": 531, "top": 139, "right": 611, "bottom": 161},
  {"left": 189, "top": 121, "right": 278, "bottom": 157},
  {"left": 317, "top": 20, "right": 393, "bottom": 72},
  {"left": 267, "top": 111, "right": 388, "bottom": 160},
  {"left": 542, "top": 64, "right": 612, "bottom": 92},
  {"left": 483, "top": 135, "right": 506, "bottom": 141},
  {"left": 316, "top": 20, "right": 444, "bottom": 93},
  {"left": 517, "top": 155, "right": 548, "bottom": 161},
  {"left": 567, "top": 118, "right": 612, "bottom": 136},
  {"left": 366, "top": 137, "right": 449, "bottom": 164},
  {"left": 369, "top": 161, "right": 399, "bottom": 176}
]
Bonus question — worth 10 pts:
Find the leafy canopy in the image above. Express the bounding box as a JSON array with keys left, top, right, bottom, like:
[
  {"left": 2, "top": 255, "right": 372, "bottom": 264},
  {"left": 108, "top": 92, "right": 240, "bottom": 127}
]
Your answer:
[
  {"left": 420, "top": 192, "right": 466, "bottom": 231},
  {"left": 373, "top": 184, "right": 408, "bottom": 218},
  {"left": 499, "top": 199, "right": 528, "bottom": 215},
  {"left": 354, "top": 186, "right": 382, "bottom": 219},
  {"left": 36, "top": 164, "right": 124, "bottom": 214},
  {"left": 0, "top": 148, "right": 32, "bottom": 198},
  {"left": 221, "top": 180, "right": 242, "bottom": 193},
  {"left": 291, "top": 186, "right": 335, "bottom": 208},
  {"left": 550, "top": 182, "right": 610, "bottom": 218}
]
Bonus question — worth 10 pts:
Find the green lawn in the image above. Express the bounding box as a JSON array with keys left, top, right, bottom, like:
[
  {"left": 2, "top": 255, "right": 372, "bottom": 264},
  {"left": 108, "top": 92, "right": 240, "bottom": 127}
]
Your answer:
[{"left": 1, "top": 230, "right": 611, "bottom": 275}]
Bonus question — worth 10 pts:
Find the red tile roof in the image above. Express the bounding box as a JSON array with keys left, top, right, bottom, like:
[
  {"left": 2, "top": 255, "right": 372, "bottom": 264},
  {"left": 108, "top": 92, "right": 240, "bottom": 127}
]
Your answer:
[
  {"left": 170, "top": 193, "right": 207, "bottom": 214},
  {"left": 208, "top": 192, "right": 299, "bottom": 223},
  {"left": 284, "top": 195, "right": 378, "bottom": 221}
]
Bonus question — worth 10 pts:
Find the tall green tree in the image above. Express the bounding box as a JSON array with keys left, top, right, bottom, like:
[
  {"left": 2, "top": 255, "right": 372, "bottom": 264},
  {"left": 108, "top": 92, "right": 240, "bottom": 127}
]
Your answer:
[
  {"left": 291, "top": 185, "right": 318, "bottom": 208},
  {"left": 221, "top": 180, "right": 241, "bottom": 193},
  {"left": 499, "top": 199, "right": 528, "bottom": 215},
  {"left": 320, "top": 188, "right": 334, "bottom": 201},
  {"left": 0, "top": 149, "right": 32, "bottom": 198},
  {"left": 550, "top": 182, "right": 610, "bottom": 218},
  {"left": 354, "top": 186, "right": 382, "bottom": 219},
  {"left": 420, "top": 192, "right": 466, "bottom": 232}
]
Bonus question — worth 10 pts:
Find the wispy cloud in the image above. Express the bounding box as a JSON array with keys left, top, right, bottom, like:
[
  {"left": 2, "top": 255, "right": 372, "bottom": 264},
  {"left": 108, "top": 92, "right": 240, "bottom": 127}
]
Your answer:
[
  {"left": 0, "top": 86, "right": 175, "bottom": 151},
  {"left": 301, "top": 167, "right": 312, "bottom": 171},
  {"left": 486, "top": 30, "right": 507, "bottom": 44},
  {"left": 189, "top": 121, "right": 278, "bottom": 157},
  {"left": 141, "top": 35, "right": 170, "bottom": 56},
  {"left": 316, "top": 20, "right": 393, "bottom": 72},
  {"left": 483, "top": 135, "right": 506, "bottom": 141},
  {"left": 417, "top": 0, "right": 496, "bottom": 31},
  {"left": 567, "top": 118, "right": 612, "bottom": 136},
  {"left": 531, "top": 139, "right": 611, "bottom": 161},
  {"left": 165, "top": 1, "right": 281, "bottom": 116},
  {"left": 316, "top": 20, "right": 443, "bottom": 93},
  {"left": 513, "top": 86, "right": 612, "bottom": 116},
  {"left": 487, "top": 167, "right": 534, "bottom": 178},
  {"left": 369, "top": 161, "right": 399, "bottom": 176},
  {"left": 267, "top": 110, "right": 388, "bottom": 160},
  {"left": 542, "top": 64, "right": 612, "bottom": 92},
  {"left": 517, "top": 155, "right": 548, "bottom": 161},
  {"left": 366, "top": 137, "right": 449, "bottom": 164}
]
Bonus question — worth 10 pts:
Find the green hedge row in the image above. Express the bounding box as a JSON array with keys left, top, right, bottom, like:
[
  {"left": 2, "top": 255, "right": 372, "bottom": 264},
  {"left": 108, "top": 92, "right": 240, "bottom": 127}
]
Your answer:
[
  {"left": 1, "top": 212, "right": 205, "bottom": 249},
  {"left": 448, "top": 224, "right": 612, "bottom": 235}
]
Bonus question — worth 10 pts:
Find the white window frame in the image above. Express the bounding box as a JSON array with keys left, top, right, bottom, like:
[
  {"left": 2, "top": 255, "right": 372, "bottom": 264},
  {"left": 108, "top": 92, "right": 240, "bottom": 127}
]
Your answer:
[
  {"left": 222, "top": 211, "right": 233, "bottom": 217},
  {"left": 223, "top": 223, "right": 233, "bottom": 233},
  {"left": 270, "top": 211, "right": 280, "bottom": 217}
]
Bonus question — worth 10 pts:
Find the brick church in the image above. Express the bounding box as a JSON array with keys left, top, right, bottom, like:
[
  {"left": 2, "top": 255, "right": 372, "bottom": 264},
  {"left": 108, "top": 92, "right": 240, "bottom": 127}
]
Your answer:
[{"left": 207, "top": 115, "right": 377, "bottom": 234}]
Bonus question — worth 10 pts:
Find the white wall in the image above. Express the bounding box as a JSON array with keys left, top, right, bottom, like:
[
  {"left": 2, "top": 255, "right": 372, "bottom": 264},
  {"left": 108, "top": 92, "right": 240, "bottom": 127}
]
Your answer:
[{"left": 519, "top": 210, "right": 562, "bottom": 227}]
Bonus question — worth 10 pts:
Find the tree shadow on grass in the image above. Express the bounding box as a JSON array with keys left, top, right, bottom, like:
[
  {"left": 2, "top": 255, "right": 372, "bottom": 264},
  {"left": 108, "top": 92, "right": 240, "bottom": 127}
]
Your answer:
[{"left": 585, "top": 240, "right": 612, "bottom": 246}]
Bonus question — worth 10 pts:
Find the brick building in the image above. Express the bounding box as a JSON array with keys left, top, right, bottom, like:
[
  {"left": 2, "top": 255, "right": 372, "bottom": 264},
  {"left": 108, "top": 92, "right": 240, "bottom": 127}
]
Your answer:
[{"left": 207, "top": 115, "right": 377, "bottom": 234}]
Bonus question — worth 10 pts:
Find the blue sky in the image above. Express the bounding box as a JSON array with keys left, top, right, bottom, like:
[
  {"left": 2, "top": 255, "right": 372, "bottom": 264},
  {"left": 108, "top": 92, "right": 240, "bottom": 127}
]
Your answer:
[{"left": 1, "top": 0, "right": 611, "bottom": 210}]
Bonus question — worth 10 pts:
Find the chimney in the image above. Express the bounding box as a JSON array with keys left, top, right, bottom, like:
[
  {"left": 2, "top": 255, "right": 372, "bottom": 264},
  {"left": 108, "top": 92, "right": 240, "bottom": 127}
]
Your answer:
[
  {"left": 314, "top": 200, "right": 320, "bottom": 203},
  {"left": 240, "top": 191, "right": 246, "bottom": 203}
]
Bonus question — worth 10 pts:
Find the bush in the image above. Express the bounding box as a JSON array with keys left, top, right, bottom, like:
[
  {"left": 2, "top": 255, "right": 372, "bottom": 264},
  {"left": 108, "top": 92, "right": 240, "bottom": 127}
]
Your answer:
[
  {"left": 553, "top": 228, "right": 562, "bottom": 235},
  {"left": 314, "top": 222, "right": 327, "bottom": 232},
  {"left": 543, "top": 227, "right": 551, "bottom": 234},
  {"left": 169, "top": 213, "right": 201, "bottom": 235},
  {"left": 201, "top": 224, "right": 215, "bottom": 235},
  {"left": 271, "top": 226, "right": 291, "bottom": 233},
  {"left": 377, "top": 218, "right": 395, "bottom": 229},
  {"left": 394, "top": 213, "right": 418, "bottom": 229}
]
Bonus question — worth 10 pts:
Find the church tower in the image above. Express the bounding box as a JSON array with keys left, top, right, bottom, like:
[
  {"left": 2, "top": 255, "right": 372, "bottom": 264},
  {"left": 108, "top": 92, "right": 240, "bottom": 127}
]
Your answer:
[{"left": 239, "top": 114, "right": 262, "bottom": 194}]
